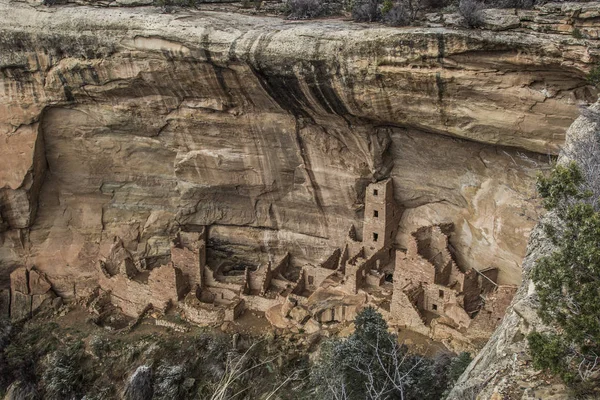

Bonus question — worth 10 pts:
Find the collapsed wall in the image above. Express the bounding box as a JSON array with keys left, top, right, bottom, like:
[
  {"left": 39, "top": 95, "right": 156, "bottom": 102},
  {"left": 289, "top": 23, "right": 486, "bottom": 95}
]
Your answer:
[{"left": 43, "top": 178, "right": 508, "bottom": 353}]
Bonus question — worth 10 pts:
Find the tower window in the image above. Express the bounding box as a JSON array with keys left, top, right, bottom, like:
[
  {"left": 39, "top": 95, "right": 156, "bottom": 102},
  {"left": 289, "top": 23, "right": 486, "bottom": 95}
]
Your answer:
[
  {"left": 439, "top": 290, "right": 444, "bottom": 298},
  {"left": 373, "top": 233, "right": 379, "bottom": 242},
  {"left": 373, "top": 210, "right": 379, "bottom": 218},
  {"left": 432, "top": 304, "right": 438, "bottom": 311},
  {"left": 373, "top": 189, "right": 378, "bottom": 196}
]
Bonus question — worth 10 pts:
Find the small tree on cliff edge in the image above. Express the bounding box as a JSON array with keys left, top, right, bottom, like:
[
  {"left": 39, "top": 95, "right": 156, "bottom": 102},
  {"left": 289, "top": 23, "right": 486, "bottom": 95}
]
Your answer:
[{"left": 529, "top": 151, "right": 600, "bottom": 392}]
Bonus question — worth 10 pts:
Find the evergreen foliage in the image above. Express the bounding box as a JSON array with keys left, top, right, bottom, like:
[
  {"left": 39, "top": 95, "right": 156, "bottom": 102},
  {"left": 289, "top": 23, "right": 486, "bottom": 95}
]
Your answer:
[
  {"left": 589, "top": 65, "right": 600, "bottom": 88},
  {"left": 529, "top": 137, "right": 600, "bottom": 391}
]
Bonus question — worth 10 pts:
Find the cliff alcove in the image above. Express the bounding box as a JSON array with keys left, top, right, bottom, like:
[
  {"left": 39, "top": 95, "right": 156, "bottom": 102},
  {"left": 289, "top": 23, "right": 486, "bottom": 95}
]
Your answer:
[{"left": 0, "top": 0, "right": 599, "bottom": 397}]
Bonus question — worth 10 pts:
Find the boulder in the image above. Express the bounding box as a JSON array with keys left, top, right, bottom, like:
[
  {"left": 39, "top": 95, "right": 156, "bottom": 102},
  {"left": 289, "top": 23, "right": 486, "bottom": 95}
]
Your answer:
[
  {"left": 8, "top": 268, "right": 56, "bottom": 321},
  {"left": 31, "top": 291, "right": 55, "bottom": 315},
  {"left": 303, "top": 318, "right": 321, "bottom": 334},
  {"left": 289, "top": 306, "right": 310, "bottom": 325},
  {"left": 280, "top": 297, "right": 296, "bottom": 318},
  {"left": 10, "top": 291, "right": 31, "bottom": 321},
  {"left": 480, "top": 9, "right": 521, "bottom": 31},
  {"left": 28, "top": 269, "right": 52, "bottom": 295},
  {"left": 10, "top": 268, "right": 28, "bottom": 295}
]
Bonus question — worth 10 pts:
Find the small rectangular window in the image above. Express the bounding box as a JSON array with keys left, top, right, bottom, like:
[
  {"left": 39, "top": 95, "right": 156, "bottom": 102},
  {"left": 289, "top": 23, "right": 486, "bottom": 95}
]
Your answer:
[
  {"left": 373, "top": 210, "right": 379, "bottom": 218},
  {"left": 432, "top": 304, "right": 438, "bottom": 311},
  {"left": 439, "top": 290, "right": 444, "bottom": 298},
  {"left": 308, "top": 276, "right": 314, "bottom": 285},
  {"left": 373, "top": 189, "right": 378, "bottom": 196},
  {"left": 373, "top": 233, "right": 379, "bottom": 242}
]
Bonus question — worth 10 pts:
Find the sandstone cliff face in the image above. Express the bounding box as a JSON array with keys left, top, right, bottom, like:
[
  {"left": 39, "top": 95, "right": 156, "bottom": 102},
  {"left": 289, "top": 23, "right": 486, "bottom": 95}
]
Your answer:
[
  {"left": 448, "top": 102, "right": 600, "bottom": 400},
  {"left": 0, "top": 0, "right": 598, "bottom": 299}
]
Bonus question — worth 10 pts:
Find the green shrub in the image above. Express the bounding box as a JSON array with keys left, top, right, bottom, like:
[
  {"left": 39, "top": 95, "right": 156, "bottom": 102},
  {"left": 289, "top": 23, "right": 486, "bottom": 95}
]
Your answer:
[
  {"left": 527, "top": 332, "right": 572, "bottom": 381},
  {"left": 447, "top": 352, "right": 472, "bottom": 383},
  {"left": 536, "top": 162, "right": 590, "bottom": 211},
  {"left": 572, "top": 28, "right": 584, "bottom": 39},
  {"left": 588, "top": 65, "right": 600, "bottom": 88},
  {"left": 4, "top": 322, "right": 59, "bottom": 387},
  {"left": 529, "top": 157, "right": 600, "bottom": 393},
  {"left": 382, "top": 0, "right": 394, "bottom": 13}
]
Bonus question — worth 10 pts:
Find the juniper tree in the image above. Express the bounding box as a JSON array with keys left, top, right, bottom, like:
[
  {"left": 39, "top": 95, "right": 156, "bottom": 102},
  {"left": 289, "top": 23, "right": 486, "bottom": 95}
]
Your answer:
[{"left": 529, "top": 126, "right": 600, "bottom": 391}]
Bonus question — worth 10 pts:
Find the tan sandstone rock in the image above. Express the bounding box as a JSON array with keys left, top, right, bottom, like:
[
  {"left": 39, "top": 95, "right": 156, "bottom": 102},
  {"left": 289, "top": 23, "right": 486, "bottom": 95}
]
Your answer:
[{"left": 0, "top": 1, "right": 598, "bottom": 352}]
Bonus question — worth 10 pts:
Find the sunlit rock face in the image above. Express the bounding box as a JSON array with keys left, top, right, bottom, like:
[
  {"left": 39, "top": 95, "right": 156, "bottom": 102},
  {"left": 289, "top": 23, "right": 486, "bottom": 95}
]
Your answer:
[{"left": 0, "top": 0, "right": 598, "bottom": 296}]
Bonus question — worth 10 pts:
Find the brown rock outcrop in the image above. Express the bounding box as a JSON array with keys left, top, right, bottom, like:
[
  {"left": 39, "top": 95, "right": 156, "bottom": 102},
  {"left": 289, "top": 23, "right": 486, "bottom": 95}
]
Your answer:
[
  {"left": 8, "top": 267, "right": 55, "bottom": 321},
  {"left": 0, "top": 1, "right": 598, "bottom": 322}
]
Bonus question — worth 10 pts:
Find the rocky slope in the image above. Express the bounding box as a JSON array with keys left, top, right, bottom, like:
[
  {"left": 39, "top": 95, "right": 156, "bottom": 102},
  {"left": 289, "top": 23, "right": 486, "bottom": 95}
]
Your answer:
[
  {"left": 448, "top": 102, "right": 600, "bottom": 400},
  {"left": 0, "top": 0, "right": 598, "bottom": 304}
]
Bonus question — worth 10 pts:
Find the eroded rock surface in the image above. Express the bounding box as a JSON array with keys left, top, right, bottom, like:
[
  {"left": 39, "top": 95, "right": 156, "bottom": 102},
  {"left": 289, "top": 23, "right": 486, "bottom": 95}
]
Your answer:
[
  {"left": 0, "top": 1, "right": 598, "bottom": 308},
  {"left": 448, "top": 102, "right": 600, "bottom": 400}
]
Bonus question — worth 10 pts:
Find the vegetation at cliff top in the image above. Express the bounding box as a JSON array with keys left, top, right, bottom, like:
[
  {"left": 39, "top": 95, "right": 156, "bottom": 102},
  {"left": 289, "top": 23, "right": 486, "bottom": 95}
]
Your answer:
[
  {"left": 529, "top": 107, "right": 600, "bottom": 395},
  {"left": 284, "top": 0, "right": 594, "bottom": 27}
]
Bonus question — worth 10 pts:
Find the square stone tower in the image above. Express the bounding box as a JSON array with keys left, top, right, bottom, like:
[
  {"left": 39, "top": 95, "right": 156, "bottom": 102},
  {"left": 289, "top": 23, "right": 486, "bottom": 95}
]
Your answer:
[{"left": 363, "top": 179, "right": 397, "bottom": 257}]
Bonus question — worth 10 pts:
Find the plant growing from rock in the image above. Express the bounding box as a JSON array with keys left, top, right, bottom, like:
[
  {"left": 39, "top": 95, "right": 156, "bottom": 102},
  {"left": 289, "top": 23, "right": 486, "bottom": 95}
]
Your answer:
[
  {"left": 529, "top": 109, "right": 600, "bottom": 393},
  {"left": 588, "top": 65, "right": 600, "bottom": 88}
]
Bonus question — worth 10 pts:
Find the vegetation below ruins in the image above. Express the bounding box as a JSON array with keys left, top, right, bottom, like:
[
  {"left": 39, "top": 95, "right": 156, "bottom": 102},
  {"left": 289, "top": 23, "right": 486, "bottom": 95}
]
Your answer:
[
  {"left": 528, "top": 107, "right": 600, "bottom": 396},
  {"left": 311, "top": 307, "right": 471, "bottom": 399},
  {"left": 0, "top": 307, "right": 470, "bottom": 399}
]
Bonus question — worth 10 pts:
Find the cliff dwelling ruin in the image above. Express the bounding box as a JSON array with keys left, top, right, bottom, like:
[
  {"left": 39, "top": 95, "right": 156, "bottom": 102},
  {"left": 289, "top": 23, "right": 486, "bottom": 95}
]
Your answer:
[{"left": 3, "top": 178, "right": 516, "bottom": 350}]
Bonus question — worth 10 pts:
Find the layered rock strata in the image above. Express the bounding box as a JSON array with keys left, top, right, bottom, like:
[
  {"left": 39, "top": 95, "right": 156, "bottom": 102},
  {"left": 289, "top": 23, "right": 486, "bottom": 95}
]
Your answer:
[{"left": 0, "top": 1, "right": 598, "bottom": 315}]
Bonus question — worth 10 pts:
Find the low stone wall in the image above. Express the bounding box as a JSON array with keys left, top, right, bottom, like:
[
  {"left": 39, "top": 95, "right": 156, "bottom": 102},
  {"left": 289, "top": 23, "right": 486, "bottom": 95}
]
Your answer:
[
  {"left": 224, "top": 298, "right": 245, "bottom": 321},
  {"left": 180, "top": 296, "right": 224, "bottom": 325},
  {"left": 241, "top": 293, "right": 280, "bottom": 312}
]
